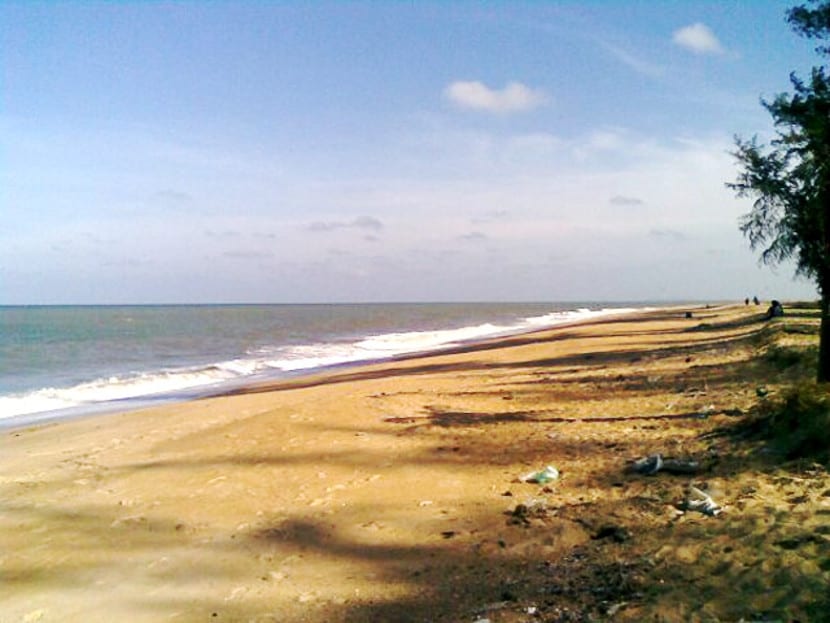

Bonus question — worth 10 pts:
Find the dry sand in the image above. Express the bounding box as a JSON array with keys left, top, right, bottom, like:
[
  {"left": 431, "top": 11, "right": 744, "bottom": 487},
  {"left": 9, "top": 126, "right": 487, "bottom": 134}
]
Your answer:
[{"left": 2, "top": 305, "right": 829, "bottom": 622}]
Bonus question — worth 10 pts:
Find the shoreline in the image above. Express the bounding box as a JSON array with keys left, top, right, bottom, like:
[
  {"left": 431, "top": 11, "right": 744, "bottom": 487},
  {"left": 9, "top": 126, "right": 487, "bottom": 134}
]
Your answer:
[
  {"left": 0, "top": 303, "right": 687, "bottom": 432},
  {"left": 3, "top": 302, "right": 825, "bottom": 621}
]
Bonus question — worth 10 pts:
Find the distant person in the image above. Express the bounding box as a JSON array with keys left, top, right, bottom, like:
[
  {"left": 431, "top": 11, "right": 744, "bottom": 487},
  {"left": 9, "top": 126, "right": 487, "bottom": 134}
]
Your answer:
[
  {"left": 745, "top": 298, "right": 750, "bottom": 306},
  {"left": 753, "top": 296, "right": 760, "bottom": 305},
  {"left": 766, "top": 300, "right": 784, "bottom": 319}
]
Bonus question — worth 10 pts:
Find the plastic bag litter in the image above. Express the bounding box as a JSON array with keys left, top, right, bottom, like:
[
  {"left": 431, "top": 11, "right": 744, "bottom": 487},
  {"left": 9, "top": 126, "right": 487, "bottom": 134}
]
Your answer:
[
  {"left": 631, "top": 454, "right": 700, "bottom": 475},
  {"left": 519, "top": 465, "right": 559, "bottom": 484},
  {"left": 679, "top": 485, "right": 722, "bottom": 516},
  {"left": 632, "top": 454, "right": 663, "bottom": 475}
]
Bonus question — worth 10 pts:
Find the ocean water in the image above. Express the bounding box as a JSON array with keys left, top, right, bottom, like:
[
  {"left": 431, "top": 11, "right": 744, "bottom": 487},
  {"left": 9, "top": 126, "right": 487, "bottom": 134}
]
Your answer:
[{"left": 0, "top": 302, "right": 648, "bottom": 427}]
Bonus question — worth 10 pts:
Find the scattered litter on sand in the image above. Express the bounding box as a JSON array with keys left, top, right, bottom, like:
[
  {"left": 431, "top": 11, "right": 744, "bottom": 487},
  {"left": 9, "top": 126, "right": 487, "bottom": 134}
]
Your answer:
[
  {"left": 519, "top": 465, "right": 559, "bottom": 483},
  {"left": 678, "top": 485, "right": 723, "bottom": 516},
  {"left": 630, "top": 454, "right": 701, "bottom": 475},
  {"left": 631, "top": 454, "right": 663, "bottom": 475},
  {"left": 507, "top": 499, "right": 551, "bottom": 526}
]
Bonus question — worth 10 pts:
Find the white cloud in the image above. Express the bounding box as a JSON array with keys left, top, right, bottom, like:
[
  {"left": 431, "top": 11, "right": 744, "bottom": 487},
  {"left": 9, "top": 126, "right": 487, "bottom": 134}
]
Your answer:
[
  {"left": 205, "top": 230, "right": 242, "bottom": 238},
  {"left": 586, "top": 130, "right": 625, "bottom": 151},
  {"left": 649, "top": 228, "right": 688, "bottom": 242},
  {"left": 459, "top": 231, "right": 488, "bottom": 242},
  {"left": 471, "top": 210, "right": 509, "bottom": 224},
  {"left": 152, "top": 189, "right": 192, "bottom": 203},
  {"left": 610, "top": 195, "right": 644, "bottom": 206},
  {"left": 672, "top": 23, "right": 725, "bottom": 55},
  {"left": 306, "top": 216, "right": 384, "bottom": 233},
  {"left": 223, "top": 250, "right": 274, "bottom": 260},
  {"left": 601, "top": 42, "right": 664, "bottom": 77},
  {"left": 506, "top": 132, "right": 562, "bottom": 159},
  {"left": 571, "top": 128, "right": 628, "bottom": 161},
  {"left": 444, "top": 81, "right": 548, "bottom": 113}
]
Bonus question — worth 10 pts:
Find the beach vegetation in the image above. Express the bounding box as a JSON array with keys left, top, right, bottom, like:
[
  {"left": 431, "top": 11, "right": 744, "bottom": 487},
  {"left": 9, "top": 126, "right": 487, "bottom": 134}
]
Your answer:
[
  {"left": 763, "top": 342, "right": 817, "bottom": 370},
  {"left": 754, "top": 382, "right": 830, "bottom": 459},
  {"left": 728, "top": 1, "right": 830, "bottom": 382}
]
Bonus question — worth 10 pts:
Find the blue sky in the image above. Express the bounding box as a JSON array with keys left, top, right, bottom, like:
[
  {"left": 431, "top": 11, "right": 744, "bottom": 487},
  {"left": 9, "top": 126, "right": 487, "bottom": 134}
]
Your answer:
[{"left": 1, "top": 1, "right": 824, "bottom": 303}]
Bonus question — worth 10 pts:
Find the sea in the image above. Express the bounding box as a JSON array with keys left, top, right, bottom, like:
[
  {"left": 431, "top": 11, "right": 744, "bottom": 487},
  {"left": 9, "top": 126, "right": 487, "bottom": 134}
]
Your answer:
[{"left": 0, "top": 302, "right": 657, "bottom": 429}]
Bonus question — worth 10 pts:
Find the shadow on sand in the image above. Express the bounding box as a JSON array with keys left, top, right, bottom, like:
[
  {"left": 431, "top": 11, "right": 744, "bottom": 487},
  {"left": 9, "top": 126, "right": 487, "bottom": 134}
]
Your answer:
[{"left": 3, "top": 309, "right": 827, "bottom": 621}]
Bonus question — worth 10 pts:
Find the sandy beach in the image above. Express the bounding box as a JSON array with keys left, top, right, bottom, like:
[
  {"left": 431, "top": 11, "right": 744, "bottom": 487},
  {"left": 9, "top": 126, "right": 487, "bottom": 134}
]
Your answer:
[{"left": 2, "top": 304, "right": 829, "bottom": 622}]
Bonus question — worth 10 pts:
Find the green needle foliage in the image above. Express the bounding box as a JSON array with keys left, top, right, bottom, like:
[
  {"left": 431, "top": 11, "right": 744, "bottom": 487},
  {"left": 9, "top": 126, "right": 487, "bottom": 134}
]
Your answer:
[{"left": 728, "top": 1, "right": 830, "bottom": 381}]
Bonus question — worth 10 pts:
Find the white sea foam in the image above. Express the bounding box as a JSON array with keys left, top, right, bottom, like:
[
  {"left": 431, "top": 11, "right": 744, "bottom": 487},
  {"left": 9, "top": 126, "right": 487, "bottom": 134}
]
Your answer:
[
  {"left": 0, "top": 367, "right": 240, "bottom": 420},
  {"left": 0, "top": 305, "right": 647, "bottom": 422}
]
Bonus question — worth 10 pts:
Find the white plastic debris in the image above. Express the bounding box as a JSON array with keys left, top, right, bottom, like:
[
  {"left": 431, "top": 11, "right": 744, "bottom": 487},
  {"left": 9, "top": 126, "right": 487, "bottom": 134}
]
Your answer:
[
  {"left": 681, "top": 485, "right": 723, "bottom": 516},
  {"left": 520, "top": 465, "right": 559, "bottom": 484}
]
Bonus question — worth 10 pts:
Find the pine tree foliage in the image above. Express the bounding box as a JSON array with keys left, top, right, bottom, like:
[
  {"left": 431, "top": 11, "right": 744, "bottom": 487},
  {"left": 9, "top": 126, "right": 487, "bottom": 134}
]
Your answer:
[{"left": 728, "top": 1, "right": 830, "bottom": 380}]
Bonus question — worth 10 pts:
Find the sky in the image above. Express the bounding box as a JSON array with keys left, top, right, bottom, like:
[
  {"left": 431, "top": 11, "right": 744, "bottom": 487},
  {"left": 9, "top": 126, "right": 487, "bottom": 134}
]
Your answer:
[{"left": 0, "top": 1, "right": 825, "bottom": 304}]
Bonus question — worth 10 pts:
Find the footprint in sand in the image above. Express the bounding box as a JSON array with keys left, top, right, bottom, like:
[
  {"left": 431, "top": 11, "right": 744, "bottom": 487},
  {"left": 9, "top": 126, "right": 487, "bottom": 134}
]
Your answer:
[
  {"left": 361, "top": 521, "right": 384, "bottom": 530},
  {"left": 110, "top": 514, "right": 147, "bottom": 528}
]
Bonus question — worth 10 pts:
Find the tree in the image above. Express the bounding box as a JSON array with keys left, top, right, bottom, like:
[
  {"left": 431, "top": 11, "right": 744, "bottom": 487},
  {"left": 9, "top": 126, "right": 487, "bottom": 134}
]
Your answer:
[
  {"left": 788, "top": 1, "right": 830, "bottom": 54},
  {"left": 728, "top": 1, "right": 830, "bottom": 381}
]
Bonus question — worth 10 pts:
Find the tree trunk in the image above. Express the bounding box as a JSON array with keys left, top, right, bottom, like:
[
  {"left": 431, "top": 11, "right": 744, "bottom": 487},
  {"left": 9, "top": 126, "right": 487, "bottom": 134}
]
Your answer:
[
  {"left": 819, "top": 292, "right": 830, "bottom": 382},
  {"left": 823, "top": 172, "right": 830, "bottom": 382}
]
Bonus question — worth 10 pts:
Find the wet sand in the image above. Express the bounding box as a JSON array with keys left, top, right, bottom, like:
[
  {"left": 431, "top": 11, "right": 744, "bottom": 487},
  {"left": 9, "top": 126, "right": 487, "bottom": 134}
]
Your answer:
[{"left": 2, "top": 304, "right": 829, "bottom": 622}]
